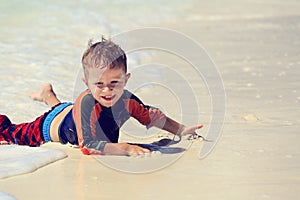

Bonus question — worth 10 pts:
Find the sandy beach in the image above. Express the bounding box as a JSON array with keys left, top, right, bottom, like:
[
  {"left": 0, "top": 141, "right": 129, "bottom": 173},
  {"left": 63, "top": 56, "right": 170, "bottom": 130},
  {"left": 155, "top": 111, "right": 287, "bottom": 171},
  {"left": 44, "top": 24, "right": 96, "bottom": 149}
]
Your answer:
[{"left": 1, "top": 0, "right": 300, "bottom": 199}]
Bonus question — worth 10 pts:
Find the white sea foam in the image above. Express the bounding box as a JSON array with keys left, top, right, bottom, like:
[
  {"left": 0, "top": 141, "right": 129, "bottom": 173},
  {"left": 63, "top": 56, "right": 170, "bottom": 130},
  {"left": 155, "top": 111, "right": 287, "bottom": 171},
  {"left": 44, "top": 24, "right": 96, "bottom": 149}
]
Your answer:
[
  {"left": 0, "top": 145, "right": 67, "bottom": 179},
  {"left": 0, "top": 191, "right": 16, "bottom": 200}
]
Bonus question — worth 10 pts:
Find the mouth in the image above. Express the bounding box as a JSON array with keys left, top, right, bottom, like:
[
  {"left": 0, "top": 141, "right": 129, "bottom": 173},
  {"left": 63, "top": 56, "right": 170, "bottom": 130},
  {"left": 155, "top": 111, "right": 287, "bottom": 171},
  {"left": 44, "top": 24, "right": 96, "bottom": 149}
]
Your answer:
[{"left": 101, "top": 95, "right": 116, "bottom": 102}]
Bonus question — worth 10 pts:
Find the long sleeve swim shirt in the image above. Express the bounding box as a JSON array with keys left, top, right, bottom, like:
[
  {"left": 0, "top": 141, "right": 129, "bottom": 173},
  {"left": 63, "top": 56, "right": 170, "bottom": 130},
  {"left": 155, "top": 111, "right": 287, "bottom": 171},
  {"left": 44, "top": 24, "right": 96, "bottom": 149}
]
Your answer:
[{"left": 72, "top": 89, "right": 166, "bottom": 155}]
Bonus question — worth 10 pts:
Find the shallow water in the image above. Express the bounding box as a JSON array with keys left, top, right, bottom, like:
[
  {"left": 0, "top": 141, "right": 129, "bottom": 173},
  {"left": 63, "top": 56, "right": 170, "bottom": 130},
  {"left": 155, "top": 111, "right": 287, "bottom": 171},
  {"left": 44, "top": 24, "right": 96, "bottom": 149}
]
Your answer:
[
  {"left": 1, "top": 0, "right": 299, "bottom": 123},
  {"left": 0, "top": 0, "right": 197, "bottom": 121}
]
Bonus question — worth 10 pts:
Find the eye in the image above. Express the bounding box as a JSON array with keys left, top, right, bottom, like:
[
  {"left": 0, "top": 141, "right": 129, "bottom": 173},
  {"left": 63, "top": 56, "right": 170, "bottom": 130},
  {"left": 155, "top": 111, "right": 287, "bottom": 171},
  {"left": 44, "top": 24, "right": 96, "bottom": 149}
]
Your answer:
[
  {"left": 94, "top": 82, "right": 104, "bottom": 88},
  {"left": 110, "top": 80, "right": 119, "bottom": 85}
]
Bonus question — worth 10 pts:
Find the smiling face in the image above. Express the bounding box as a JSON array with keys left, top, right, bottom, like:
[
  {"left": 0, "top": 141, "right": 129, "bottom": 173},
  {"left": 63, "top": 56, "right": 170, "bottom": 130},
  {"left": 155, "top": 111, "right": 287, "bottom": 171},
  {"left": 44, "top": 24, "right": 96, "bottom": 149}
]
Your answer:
[
  {"left": 86, "top": 67, "right": 130, "bottom": 108},
  {"left": 81, "top": 38, "right": 129, "bottom": 107}
]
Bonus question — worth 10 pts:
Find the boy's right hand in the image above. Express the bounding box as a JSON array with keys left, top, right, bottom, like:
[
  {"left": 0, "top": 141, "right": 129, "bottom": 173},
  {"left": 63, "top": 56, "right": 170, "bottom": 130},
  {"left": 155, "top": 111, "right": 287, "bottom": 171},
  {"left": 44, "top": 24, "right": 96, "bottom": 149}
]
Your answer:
[
  {"left": 104, "top": 143, "right": 151, "bottom": 156},
  {"left": 123, "top": 143, "right": 151, "bottom": 156}
]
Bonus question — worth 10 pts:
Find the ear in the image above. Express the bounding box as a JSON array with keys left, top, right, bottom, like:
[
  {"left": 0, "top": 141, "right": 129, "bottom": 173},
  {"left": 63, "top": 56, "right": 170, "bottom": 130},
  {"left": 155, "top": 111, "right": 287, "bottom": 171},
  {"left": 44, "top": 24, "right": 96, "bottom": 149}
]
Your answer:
[
  {"left": 82, "top": 77, "right": 88, "bottom": 87},
  {"left": 124, "top": 73, "right": 131, "bottom": 85}
]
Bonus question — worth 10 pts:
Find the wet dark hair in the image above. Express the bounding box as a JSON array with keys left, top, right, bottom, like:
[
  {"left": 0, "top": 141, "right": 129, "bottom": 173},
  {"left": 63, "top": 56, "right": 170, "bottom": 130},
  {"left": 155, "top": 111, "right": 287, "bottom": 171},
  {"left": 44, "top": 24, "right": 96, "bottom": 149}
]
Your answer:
[{"left": 81, "top": 37, "right": 127, "bottom": 78}]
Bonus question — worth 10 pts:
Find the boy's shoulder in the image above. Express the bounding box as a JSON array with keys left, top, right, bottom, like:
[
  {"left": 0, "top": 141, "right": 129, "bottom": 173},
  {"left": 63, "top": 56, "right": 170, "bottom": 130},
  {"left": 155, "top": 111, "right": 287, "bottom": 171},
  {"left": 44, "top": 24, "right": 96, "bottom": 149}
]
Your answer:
[
  {"left": 122, "top": 89, "right": 133, "bottom": 98},
  {"left": 76, "top": 89, "right": 92, "bottom": 99},
  {"left": 122, "top": 89, "right": 137, "bottom": 99},
  {"left": 74, "top": 89, "right": 96, "bottom": 107},
  {"left": 122, "top": 89, "right": 141, "bottom": 103}
]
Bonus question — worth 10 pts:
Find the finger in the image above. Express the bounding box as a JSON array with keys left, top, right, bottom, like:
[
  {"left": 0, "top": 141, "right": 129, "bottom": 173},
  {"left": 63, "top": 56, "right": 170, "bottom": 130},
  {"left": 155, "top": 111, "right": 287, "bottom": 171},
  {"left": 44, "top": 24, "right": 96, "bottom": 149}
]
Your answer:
[
  {"left": 197, "top": 124, "right": 204, "bottom": 129},
  {"left": 128, "top": 150, "right": 141, "bottom": 157},
  {"left": 140, "top": 147, "right": 151, "bottom": 154},
  {"left": 149, "top": 108, "right": 159, "bottom": 114},
  {"left": 181, "top": 125, "right": 204, "bottom": 136},
  {"left": 128, "top": 147, "right": 150, "bottom": 156},
  {"left": 190, "top": 124, "right": 203, "bottom": 132}
]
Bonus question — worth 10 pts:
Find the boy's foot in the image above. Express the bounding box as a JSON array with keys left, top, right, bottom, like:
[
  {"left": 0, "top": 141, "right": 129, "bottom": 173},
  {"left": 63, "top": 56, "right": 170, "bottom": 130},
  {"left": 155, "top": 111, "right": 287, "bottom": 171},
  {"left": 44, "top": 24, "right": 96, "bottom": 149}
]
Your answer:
[{"left": 29, "top": 83, "right": 61, "bottom": 107}]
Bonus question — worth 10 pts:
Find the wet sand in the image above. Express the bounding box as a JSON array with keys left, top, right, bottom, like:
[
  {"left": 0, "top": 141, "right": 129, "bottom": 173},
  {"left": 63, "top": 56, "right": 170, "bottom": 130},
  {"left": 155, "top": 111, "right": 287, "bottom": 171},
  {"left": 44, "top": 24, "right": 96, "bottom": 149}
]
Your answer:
[{"left": 1, "top": 0, "right": 300, "bottom": 199}]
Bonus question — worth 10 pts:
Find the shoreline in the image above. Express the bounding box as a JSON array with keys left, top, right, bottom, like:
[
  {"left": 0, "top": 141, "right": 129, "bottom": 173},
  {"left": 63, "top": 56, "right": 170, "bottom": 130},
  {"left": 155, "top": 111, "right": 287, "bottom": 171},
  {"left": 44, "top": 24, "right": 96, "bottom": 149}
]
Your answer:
[{"left": 1, "top": 1, "right": 300, "bottom": 199}]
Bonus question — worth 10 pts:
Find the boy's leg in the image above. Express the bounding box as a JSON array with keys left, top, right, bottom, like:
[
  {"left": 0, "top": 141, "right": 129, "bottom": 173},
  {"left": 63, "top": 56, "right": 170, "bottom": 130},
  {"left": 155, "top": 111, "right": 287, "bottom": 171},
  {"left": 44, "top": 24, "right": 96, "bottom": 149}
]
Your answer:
[
  {"left": 29, "top": 83, "right": 61, "bottom": 107},
  {"left": 0, "top": 114, "right": 45, "bottom": 146},
  {"left": 0, "top": 83, "right": 66, "bottom": 146},
  {"left": 0, "top": 115, "right": 12, "bottom": 143}
]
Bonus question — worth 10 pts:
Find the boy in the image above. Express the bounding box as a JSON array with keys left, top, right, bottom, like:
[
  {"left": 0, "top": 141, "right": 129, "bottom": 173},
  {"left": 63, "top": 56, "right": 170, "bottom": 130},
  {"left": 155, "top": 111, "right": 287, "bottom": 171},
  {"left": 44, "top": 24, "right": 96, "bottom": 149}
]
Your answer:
[{"left": 0, "top": 38, "right": 203, "bottom": 156}]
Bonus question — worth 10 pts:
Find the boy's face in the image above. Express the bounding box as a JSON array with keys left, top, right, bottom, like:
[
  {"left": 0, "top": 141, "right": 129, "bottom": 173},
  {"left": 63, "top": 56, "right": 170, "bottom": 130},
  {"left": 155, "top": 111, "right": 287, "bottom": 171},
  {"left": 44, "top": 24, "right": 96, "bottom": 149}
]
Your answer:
[{"left": 86, "top": 67, "right": 130, "bottom": 107}]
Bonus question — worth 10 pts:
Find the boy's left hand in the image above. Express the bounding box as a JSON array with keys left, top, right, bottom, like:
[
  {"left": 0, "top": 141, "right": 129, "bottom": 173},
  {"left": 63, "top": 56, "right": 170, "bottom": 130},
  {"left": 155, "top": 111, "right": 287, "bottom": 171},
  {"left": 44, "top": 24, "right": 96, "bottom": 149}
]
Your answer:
[{"left": 179, "top": 125, "right": 203, "bottom": 136}]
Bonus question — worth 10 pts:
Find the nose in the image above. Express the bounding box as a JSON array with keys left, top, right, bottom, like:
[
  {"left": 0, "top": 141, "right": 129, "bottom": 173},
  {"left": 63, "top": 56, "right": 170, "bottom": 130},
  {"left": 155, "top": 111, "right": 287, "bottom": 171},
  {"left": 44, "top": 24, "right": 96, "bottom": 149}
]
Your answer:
[{"left": 102, "top": 86, "right": 112, "bottom": 92}]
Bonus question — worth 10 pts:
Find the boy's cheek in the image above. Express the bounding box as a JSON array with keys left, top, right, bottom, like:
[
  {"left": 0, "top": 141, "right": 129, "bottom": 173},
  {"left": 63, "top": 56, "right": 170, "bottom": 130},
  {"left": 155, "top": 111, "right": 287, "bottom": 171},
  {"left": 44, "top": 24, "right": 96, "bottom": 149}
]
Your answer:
[
  {"left": 88, "top": 84, "right": 99, "bottom": 94},
  {"left": 88, "top": 87, "right": 100, "bottom": 100},
  {"left": 91, "top": 89, "right": 101, "bottom": 99}
]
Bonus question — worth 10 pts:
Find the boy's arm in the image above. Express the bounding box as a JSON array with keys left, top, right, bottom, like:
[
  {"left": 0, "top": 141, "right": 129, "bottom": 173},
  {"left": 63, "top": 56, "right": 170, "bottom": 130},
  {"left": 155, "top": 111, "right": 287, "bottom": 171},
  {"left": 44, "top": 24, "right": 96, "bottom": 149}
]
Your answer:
[
  {"left": 160, "top": 117, "right": 184, "bottom": 135},
  {"left": 103, "top": 143, "right": 150, "bottom": 156},
  {"left": 79, "top": 140, "right": 150, "bottom": 156},
  {"left": 159, "top": 116, "right": 203, "bottom": 136},
  {"left": 102, "top": 116, "right": 203, "bottom": 156},
  {"left": 147, "top": 108, "right": 203, "bottom": 136},
  {"left": 126, "top": 94, "right": 203, "bottom": 137}
]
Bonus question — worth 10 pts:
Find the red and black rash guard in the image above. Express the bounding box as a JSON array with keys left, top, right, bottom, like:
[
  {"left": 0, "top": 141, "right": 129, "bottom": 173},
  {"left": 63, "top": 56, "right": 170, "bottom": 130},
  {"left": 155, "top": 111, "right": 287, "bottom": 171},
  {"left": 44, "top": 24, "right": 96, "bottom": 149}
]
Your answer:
[{"left": 72, "top": 89, "right": 166, "bottom": 155}]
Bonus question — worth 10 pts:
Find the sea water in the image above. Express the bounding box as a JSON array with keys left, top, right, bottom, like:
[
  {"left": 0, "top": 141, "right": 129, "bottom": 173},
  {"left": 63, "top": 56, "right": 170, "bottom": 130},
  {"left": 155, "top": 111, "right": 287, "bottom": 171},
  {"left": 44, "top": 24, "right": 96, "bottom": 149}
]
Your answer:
[
  {"left": 1, "top": 0, "right": 299, "bottom": 123},
  {"left": 0, "top": 0, "right": 196, "bottom": 122}
]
